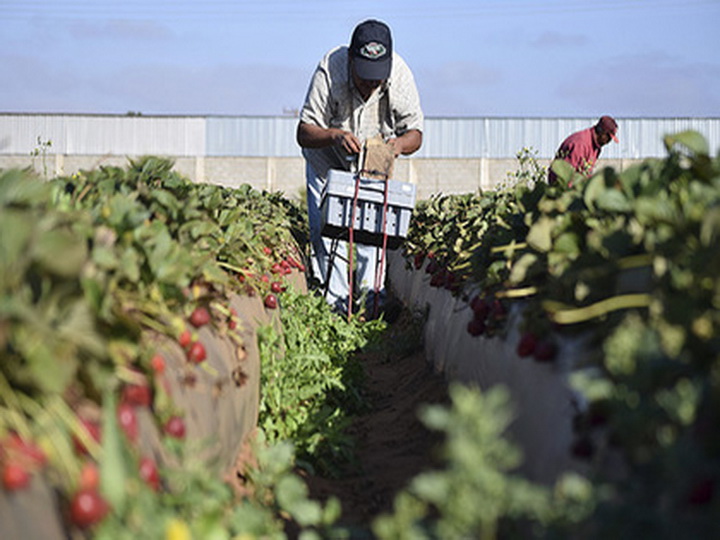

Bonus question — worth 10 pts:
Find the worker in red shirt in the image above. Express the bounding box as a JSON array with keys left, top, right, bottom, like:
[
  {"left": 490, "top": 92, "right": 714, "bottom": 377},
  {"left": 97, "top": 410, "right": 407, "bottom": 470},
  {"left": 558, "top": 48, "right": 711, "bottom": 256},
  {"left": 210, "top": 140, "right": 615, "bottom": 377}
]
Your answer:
[{"left": 548, "top": 115, "right": 619, "bottom": 185}]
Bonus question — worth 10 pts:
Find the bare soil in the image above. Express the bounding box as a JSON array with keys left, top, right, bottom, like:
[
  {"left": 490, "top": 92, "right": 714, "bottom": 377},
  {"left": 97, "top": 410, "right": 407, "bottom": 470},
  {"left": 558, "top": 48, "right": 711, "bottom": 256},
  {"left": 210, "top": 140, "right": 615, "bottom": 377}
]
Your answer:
[{"left": 302, "top": 309, "right": 450, "bottom": 538}]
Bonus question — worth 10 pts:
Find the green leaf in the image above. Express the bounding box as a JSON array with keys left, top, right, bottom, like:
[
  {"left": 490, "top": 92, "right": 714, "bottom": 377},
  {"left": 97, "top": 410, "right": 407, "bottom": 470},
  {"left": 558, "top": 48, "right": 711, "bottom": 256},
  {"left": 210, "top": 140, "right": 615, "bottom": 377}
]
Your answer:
[
  {"left": 663, "top": 130, "right": 709, "bottom": 156},
  {"left": 583, "top": 173, "right": 607, "bottom": 212},
  {"left": 594, "top": 188, "right": 631, "bottom": 213},
  {"left": 92, "top": 245, "right": 119, "bottom": 270},
  {"left": 0, "top": 168, "right": 49, "bottom": 205},
  {"left": 276, "top": 475, "right": 322, "bottom": 526},
  {"left": 526, "top": 216, "right": 554, "bottom": 252},
  {"left": 554, "top": 231, "right": 581, "bottom": 256},
  {"left": 508, "top": 253, "right": 538, "bottom": 285},
  {"left": 33, "top": 227, "right": 88, "bottom": 277},
  {"left": 549, "top": 159, "right": 576, "bottom": 185}
]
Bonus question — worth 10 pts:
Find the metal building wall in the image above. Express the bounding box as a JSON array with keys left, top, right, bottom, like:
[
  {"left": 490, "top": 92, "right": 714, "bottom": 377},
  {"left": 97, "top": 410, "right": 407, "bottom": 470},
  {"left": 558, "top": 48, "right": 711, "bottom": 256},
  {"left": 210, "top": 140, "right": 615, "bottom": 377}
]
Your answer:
[
  {"left": 417, "top": 117, "right": 720, "bottom": 159},
  {"left": 206, "top": 116, "right": 299, "bottom": 157},
  {"left": 1, "top": 114, "right": 718, "bottom": 159},
  {"left": 0, "top": 114, "right": 205, "bottom": 156}
]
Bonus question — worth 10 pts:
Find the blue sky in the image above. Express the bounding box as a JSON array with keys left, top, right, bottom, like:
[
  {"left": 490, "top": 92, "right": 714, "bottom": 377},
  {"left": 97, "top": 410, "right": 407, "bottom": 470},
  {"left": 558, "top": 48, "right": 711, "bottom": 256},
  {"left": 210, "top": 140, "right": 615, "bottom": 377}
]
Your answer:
[{"left": 2, "top": 0, "right": 719, "bottom": 118}]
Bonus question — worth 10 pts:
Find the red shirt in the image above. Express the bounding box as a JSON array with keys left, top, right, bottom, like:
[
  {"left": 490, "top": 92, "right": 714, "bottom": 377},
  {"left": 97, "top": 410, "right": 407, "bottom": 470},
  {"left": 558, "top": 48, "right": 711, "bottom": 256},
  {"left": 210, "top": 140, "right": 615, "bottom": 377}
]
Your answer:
[{"left": 548, "top": 127, "right": 601, "bottom": 184}]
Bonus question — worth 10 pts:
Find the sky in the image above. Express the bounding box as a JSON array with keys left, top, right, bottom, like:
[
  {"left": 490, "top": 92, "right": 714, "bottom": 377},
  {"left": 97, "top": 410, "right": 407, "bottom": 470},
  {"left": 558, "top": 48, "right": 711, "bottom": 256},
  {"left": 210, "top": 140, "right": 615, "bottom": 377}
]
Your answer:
[{"left": 1, "top": 0, "right": 719, "bottom": 118}]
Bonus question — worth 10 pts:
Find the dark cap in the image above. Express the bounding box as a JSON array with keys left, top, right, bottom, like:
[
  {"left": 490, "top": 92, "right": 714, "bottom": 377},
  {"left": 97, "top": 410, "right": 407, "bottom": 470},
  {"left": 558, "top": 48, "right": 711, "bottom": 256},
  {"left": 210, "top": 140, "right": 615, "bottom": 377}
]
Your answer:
[
  {"left": 597, "top": 115, "right": 619, "bottom": 143},
  {"left": 350, "top": 19, "right": 392, "bottom": 81}
]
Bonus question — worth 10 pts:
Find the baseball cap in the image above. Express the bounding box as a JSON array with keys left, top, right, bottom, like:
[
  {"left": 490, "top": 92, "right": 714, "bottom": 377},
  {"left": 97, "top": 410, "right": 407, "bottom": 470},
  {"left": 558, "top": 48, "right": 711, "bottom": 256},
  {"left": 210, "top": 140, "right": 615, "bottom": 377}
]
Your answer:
[
  {"left": 350, "top": 19, "right": 393, "bottom": 81},
  {"left": 597, "top": 115, "right": 619, "bottom": 143}
]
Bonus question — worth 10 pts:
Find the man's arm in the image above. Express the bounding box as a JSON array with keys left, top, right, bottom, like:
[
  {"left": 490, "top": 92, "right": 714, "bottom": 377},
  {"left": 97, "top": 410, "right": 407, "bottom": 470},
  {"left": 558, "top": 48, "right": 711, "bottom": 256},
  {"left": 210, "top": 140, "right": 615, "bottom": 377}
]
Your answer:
[
  {"left": 296, "top": 121, "right": 363, "bottom": 156},
  {"left": 388, "top": 129, "right": 422, "bottom": 157}
]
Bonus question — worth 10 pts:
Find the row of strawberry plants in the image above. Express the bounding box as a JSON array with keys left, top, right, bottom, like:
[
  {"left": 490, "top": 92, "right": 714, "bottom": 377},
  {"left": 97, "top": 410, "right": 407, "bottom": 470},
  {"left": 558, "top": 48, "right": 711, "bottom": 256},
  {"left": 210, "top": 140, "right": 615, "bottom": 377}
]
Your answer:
[
  {"left": 392, "top": 131, "right": 720, "bottom": 537},
  {"left": 0, "top": 157, "right": 358, "bottom": 538}
]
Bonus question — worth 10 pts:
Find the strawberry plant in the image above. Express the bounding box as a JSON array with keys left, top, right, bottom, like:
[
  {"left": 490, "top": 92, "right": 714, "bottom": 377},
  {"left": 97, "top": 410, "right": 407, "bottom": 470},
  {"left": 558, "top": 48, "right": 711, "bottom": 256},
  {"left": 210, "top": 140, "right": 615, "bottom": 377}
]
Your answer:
[
  {"left": 258, "top": 287, "right": 385, "bottom": 475},
  {"left": 0, "top": 159, "right": 340, "bottom": 538},
  {"left": 398, "top": 131, "right": 720, "bottom": 537}
]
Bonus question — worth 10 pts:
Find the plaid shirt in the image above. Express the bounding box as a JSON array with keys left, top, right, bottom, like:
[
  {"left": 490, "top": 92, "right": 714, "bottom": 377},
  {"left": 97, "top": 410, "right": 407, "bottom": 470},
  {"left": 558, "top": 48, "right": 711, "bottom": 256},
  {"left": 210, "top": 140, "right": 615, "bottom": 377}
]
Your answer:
[{"left": 299, "top": 45, "right": 424, "bottom": 179}]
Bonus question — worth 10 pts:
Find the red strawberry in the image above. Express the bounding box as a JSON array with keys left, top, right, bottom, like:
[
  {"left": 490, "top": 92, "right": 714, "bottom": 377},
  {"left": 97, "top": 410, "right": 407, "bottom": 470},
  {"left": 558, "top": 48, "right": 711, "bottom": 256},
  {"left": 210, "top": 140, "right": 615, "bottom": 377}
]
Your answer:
[
  {"left": 571, "top": 436, "right": 595, "bottom": 459},
  {"left": 516, "top": 332, "right": 538, "bottom": 358},
  {"left": 4, "top": 433, "right": 47, "bottom": 467},
  {"left": 270, "top": 263, "right": 282, "bottom": 274},
  {"left": 467, "top": 318, "right": 486, "bottom": 337},
  {"left": 471, "top": 295, "right": 490, "bottom": 320},
  {"left": 187, "top": 341, "right": 207, "bottom": 364},
  {"left": 117, "top": 403, "right": 139, "bottom": 442},
  {"left": 263, "top": 246, "right": 272, "bottom": 255},
  {"left": 189, "top": 306, "right": 211, "bottom": 328},
  {"left": 164, "top": 416, "right": 186, "bottom": 439},
  {"left": 264, "top": 294, "right": 278, "bottom": 309},
  {"left": 150, "top": 354, "right": 165, "bottom": 374},
  {"left": 533, "top": 340, "right": 558, "bottom": 362},
  {"left": 69, "top": 488, "right": 109, "bottom": 528},
  {"left": 687, "top": 478, "right": 716, "bottom": 506},
  {"left": 2, "top": 462, "right": 31, "bottom": 491},
  {"left": 270, "top": 281, "right": 283, "bottom": 294},
  {"left": 413, "top": 253, "right": 425, "bottom": 270},
  {"left": 79, "top": 462, "right": 100, "bottom": 491},
  {"left": 489, "top": 298, "right": 506, "bottom": 320},
  {"left": 139, "top": 456, "right": 160, "bottom": 491},
  {"left": 178, "top": 329, "right": 192, "bottom": 349},
  {"left": 122, "top": 382, "right": 152, "bottom": 407}
]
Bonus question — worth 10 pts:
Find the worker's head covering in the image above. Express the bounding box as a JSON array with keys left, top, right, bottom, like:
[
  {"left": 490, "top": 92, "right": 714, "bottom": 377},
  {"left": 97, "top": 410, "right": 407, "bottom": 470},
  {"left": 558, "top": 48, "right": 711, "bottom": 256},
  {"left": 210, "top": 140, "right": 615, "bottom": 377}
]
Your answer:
[
  {"left": 349, "top": 19, "right": 393, "bottom": 81},
  {"left": 597, "top": 115, "right": 619, "bottom": 143}
]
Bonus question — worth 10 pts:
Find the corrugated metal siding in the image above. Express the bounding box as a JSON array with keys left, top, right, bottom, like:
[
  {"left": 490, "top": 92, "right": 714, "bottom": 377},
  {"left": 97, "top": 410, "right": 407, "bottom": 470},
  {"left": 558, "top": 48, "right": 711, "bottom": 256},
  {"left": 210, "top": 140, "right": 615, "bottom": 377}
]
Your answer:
[
  {"left": 418, "top": 117, "right": 720, "bottom": 159},
  {"left": 0, "top": 114, "right": 205, "bottom": 156},
  {"left": 1, "top": 114, "right": 718, "bottom": 159},
  {"left": 206, "top": 116, "right": 299, "bottom": 157}
]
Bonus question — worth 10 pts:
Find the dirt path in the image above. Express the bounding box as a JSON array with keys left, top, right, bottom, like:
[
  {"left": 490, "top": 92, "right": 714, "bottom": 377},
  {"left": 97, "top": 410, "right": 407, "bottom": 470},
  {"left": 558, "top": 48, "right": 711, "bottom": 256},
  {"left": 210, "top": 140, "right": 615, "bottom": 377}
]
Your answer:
[{"left": 303, "top": 310, "right": 450, "bottom": 538}]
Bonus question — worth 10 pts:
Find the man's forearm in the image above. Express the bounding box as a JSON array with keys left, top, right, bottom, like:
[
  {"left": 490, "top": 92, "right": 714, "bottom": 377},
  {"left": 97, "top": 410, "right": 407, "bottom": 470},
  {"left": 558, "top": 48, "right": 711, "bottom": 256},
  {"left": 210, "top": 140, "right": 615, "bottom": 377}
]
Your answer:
[{"left": 390, "top": 130, "right": 423, "bottom": 156}]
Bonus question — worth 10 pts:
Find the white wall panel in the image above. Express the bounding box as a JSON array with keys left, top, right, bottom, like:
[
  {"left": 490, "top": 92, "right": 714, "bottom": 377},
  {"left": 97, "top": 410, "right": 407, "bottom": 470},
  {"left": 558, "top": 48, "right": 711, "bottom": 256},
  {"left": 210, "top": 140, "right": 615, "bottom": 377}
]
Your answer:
[{"left": 1, "top": 114, "right": 718, "bottom": 160}]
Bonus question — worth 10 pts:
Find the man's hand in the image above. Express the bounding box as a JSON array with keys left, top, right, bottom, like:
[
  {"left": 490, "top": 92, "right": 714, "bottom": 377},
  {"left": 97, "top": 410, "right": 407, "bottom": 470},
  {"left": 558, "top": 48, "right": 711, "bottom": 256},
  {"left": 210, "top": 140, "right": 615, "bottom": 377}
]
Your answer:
[
  {"left": 331, "top": 129, "right": 362, "bottom": 156},
  {"left": 297, "top": 122, "right": 362, "bottom": 155}
]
